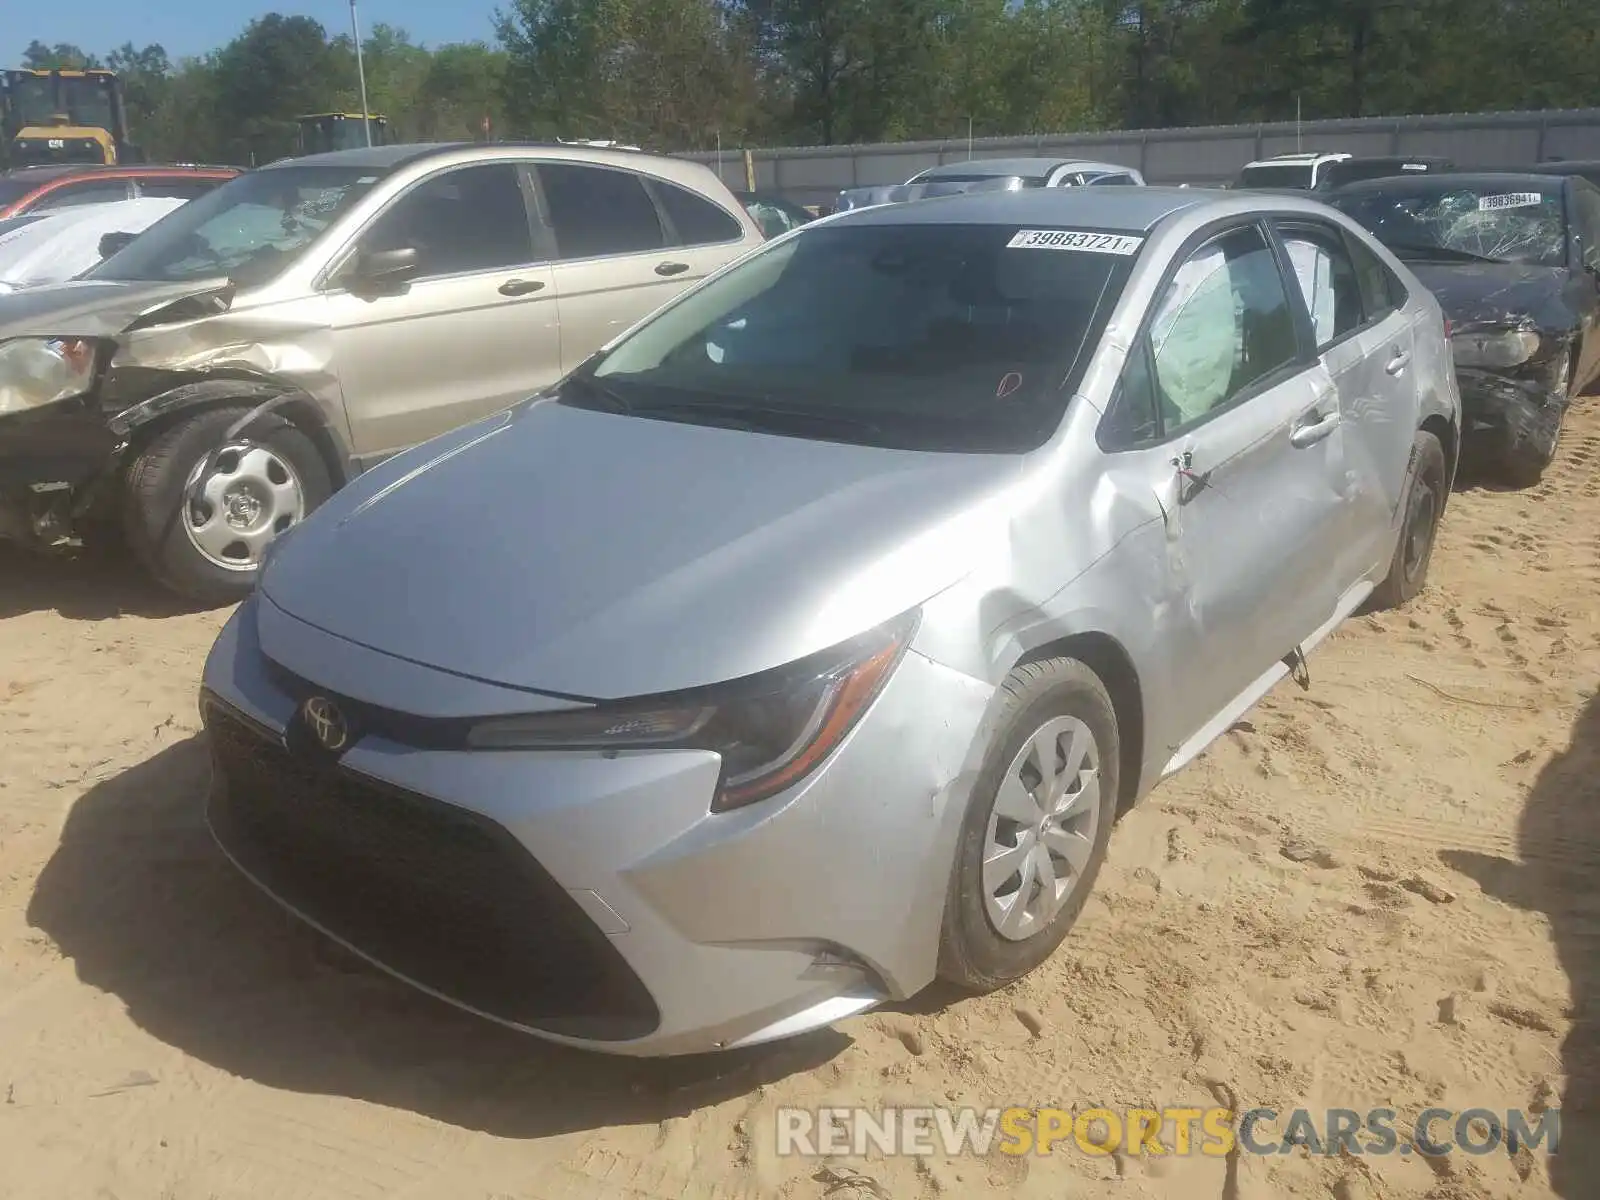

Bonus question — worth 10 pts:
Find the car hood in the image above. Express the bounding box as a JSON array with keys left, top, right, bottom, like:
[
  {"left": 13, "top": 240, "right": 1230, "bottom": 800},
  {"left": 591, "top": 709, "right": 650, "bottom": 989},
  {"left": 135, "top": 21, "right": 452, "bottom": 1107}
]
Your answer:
[
  {"left": 260, "top": 399, "right": 1022, "bottom": 700},
  {"left": 0, "top": 276, "right": 231, "bottom": 339},
  {"left": 1404, "top": 261, "right": 1578, "bottom": 332}
]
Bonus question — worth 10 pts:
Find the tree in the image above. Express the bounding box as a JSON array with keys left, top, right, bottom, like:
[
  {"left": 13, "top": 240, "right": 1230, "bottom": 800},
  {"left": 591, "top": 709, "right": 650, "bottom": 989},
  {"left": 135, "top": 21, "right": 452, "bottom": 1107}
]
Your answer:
[
  {"left": 212, "top": 14, "right": 347, "bottom": 162},
  {"left": 21, "top": 40, "right": 101, "bottom": 69}
]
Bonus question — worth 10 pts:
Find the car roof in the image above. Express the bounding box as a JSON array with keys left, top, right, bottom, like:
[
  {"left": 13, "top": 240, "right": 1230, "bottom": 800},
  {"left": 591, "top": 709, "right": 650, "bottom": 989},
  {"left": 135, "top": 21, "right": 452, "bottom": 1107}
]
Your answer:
[
  {"left": 1243, "top": 152, "right": 1351, "bottom": 167},
  {"left": 918, "top": 157, "right": 1133, "bottom": 178},
  {"left": 1330, "top": 171, "right": 1572, "bottom": 194},
  {"left": 262, "top": 142, "right": 738, "bottom": 197},
  {"left": 827, "top": 185, "right": 1211, "bottom": 232}
]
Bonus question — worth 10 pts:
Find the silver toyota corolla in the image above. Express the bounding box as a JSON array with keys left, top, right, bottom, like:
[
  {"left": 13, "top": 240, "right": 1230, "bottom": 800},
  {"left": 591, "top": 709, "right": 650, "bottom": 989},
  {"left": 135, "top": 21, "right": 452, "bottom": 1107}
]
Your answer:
[{"left": 200, "top": 186, "right": 1461, "bottom": 1056}]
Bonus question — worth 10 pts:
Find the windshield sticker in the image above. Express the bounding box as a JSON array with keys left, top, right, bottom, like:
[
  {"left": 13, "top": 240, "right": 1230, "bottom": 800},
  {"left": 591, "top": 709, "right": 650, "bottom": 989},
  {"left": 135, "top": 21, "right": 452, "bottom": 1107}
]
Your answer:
[
  {"left": 1479, "top": 192, "right": 1543, "bottom": 211},
  {"left": 1402, "top": 163, "right": 1429, "bottom": 171},
  {"left": 1007, "top": 229, "right": 1144, "bottom": 255}
]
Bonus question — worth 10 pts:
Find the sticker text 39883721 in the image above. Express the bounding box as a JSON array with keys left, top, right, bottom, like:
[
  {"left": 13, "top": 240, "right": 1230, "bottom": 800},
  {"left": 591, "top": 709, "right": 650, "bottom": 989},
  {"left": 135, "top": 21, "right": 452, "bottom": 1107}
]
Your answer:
[{"left": 1007, "top": 229, "right": 1145, "bottom": 256}]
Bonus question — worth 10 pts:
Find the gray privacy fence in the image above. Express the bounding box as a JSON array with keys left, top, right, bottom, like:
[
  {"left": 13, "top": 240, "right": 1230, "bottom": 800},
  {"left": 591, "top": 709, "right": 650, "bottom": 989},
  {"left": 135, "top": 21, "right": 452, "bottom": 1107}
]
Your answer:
[{"left": 680, "top": 108, "right": 1600, "bottom": 207}]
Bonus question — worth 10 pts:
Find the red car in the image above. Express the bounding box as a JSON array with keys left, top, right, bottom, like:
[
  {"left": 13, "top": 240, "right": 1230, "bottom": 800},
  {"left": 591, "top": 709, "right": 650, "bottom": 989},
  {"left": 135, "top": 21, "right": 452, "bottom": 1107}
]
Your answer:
[{"left": 0, "top": 164, "right": 240, "bottom": 219}]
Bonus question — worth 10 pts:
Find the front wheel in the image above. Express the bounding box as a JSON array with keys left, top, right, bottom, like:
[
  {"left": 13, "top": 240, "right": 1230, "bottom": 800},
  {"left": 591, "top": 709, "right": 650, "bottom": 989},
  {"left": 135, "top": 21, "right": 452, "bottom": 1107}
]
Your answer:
[
  {"left": 938, "top": 658, "right": 1120, "bottom": 992},
  {"left": 122, "top": 406, "right": 332, "bottom": 605}
]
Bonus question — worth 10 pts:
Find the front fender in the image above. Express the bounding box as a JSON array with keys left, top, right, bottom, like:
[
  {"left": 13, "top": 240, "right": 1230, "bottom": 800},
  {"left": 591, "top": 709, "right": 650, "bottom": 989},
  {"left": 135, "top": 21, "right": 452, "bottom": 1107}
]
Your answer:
[{"left": 105, "top": 374, "right": 355, "bottom": 486}]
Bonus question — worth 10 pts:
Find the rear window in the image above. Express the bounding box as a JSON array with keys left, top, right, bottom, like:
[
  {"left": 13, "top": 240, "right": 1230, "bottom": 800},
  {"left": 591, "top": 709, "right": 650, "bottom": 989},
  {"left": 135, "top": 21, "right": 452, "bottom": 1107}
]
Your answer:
[
  {"left": 1237, "top": 164, "right": 1315, "bottom": 190},
  {"left": 582, "top": 222, "right": 1139, "bottom": 452}
]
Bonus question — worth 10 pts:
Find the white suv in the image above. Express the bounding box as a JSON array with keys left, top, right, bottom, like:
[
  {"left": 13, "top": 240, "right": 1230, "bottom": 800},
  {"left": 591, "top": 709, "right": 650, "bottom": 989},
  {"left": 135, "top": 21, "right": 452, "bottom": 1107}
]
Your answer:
[{"left": 1235, "top": 152, "right": 1353, "bottom": 190}]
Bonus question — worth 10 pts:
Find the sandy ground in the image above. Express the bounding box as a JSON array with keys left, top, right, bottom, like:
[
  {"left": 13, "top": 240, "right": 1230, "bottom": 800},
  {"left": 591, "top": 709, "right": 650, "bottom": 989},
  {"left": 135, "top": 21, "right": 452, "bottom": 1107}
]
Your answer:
[{"left": 2, "top": 408, "right": 1599, "bottom": 1200}]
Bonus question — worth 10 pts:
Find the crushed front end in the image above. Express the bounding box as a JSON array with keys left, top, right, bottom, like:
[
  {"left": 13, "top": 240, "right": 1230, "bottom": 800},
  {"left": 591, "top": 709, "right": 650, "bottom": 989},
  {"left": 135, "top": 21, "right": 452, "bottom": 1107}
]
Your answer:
[
  {"left": 0, "top": 335, "right": 118, "bottom": 548},
  {"left": 1450, "top": 323, "right": 1575, "bottom": 477}
]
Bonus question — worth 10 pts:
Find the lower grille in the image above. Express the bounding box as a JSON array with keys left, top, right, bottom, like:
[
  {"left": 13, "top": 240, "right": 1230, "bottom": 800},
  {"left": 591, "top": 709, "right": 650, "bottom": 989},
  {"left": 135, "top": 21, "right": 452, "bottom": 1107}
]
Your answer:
[{"left": 203, "top": 698, "right": 659, "bottom": 1040}]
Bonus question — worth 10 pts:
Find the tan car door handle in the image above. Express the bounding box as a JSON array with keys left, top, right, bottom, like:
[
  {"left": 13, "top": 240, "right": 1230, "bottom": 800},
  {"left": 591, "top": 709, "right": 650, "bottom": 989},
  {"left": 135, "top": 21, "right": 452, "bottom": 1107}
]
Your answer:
[{"left": 499, "top": 278, "right": 546, "bottom": 296}]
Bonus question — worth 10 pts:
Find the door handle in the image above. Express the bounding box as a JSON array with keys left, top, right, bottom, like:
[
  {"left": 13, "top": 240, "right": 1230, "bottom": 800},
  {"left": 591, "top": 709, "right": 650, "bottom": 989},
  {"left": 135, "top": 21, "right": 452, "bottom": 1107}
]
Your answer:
[
  {"left": 1384, "top": 349, "right": 1411, "bottom": 376},
  {"left": 654, "top": 261, "right": 690, "bottom": 277},
  {"left": 1290, "top": 411, "right": 1342, "bottom": 448},
  {"left": 499, "top": 278, "right": 546, "bottom": 296}
]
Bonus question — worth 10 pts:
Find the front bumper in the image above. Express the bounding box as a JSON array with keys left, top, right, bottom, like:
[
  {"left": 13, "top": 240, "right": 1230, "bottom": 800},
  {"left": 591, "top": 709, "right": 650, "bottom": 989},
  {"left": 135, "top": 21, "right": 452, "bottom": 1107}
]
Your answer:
[
  {"left": 0, "top": 398, "right": 118, "bottom": 491},
  {"left": 1456, "top": 366, "right": 1567, "bottom": 467},
  {"left": 0, "top": 398, "right": 119, "bottom": 544},
  {"left": 199, "top": 597, "right": 992, "bottom": 1056}
]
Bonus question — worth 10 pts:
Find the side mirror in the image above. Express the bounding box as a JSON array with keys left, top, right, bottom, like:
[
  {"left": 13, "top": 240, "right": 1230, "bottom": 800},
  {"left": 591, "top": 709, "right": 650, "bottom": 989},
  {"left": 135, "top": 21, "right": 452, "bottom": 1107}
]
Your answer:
[
  {"left": 98, "top": 230, "right": 137, "bottom": 259},
  {"left": 349, "top": 246, "right": 420, "bottom": 293}
]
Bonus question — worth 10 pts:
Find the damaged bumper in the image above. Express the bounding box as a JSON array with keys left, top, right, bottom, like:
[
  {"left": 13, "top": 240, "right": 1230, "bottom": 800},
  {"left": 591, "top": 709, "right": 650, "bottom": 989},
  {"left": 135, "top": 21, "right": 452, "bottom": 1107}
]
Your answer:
[
  {"left": 0, "top": 398, "right": 120, "bottom": 545},
  {"left": 1455, "top": 366, "right": 1568, "bottom": 467}
]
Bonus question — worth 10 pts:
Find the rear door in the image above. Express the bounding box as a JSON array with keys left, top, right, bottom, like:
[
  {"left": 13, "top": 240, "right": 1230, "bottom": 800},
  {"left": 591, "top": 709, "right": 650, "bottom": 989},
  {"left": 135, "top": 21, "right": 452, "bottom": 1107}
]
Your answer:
[
  {"left": 1275, "top": 217, "right": 1416, "bottom": 585},
  {"left": 531, "top": 162, "right": 748, "bottom": 372},
  {"left": 1570, "top": 181, "right": 1600, "bottom": 393},
  {"left": 325, "top": 161, "right": 561, "bottom": 459},
  {"left": 1345, "top": 230, "right": 1426, "bottom": 570},
  {"left": 1102, "top": 220, "right": 1348, "bottom": 742}
]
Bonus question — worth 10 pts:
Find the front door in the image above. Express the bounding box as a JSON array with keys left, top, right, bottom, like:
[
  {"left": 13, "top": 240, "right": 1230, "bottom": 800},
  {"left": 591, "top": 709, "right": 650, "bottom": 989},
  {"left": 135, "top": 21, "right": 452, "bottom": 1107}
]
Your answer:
[
  {"left": 325, "top": 162, "right": 562, "bottom": 460},
  {"left": 1132, "top": 222, "right": 1349, "bottom": 740}
]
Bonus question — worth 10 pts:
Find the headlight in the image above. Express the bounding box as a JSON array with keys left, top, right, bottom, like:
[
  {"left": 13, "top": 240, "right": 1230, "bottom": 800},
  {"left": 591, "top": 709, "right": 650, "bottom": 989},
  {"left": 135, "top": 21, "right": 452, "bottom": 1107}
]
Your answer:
[
  {"left": 1450, "top": 328, "right": 1540, "bottom": 369},
  {"left": 0, "top": 337, "right": 97, "bottom": 416},
  {"left": 467, "top": 609, "right": 920, "bottom": 811}
]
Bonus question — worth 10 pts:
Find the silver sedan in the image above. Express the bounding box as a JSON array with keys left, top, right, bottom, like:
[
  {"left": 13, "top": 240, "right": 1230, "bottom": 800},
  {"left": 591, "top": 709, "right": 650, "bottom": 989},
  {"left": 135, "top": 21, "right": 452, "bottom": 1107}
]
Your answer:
[{"left": 200, "top": 185, "right": 1461, "bottom": 1056}]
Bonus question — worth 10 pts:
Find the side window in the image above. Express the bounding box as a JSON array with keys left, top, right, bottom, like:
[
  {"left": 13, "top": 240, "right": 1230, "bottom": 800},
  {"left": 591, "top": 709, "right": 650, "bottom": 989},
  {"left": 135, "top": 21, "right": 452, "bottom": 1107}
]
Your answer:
[
  {"left": 1148, "top": 224, "right": 1299, "bottom": 435},
  {"left": 1574, "top": 184, "right": 1600, "bottom": 265},
  {"left": 31, "top": 180, "right": 132, "bottom": 210},
  {"left": 538, "top": 163, "right": 664, "bottom": 260},
  {"left": 1100, "top": 342, "right": 1160, "bottom": 448},
  {"left": 136, "top": 178, "right": 223, "bottom": 201},
  {"left": 1345, "top": 232, "right": 1408, "bottom": 322},
  {"left": 652, "top": 180, "right": 743, "bottom": 246},
  {"left": 747, "top": 200, "right": 793, "bottom": 239},
  {"left": 1277, "top": 222, "right": 1364, "bottom": 350},
  {"left": 359, "top": 163, "right": 532, "bottom": 278}
]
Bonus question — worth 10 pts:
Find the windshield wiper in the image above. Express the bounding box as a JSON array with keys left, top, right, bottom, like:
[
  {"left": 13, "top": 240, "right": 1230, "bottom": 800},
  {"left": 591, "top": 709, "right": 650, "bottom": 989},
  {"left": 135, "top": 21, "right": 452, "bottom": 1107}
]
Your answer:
[
  {"left": 561, "top": 372, "right": 634, "bottom": 413},
  {"left": 1382, "top": 241, "right": 1506, "bottom": 265}
]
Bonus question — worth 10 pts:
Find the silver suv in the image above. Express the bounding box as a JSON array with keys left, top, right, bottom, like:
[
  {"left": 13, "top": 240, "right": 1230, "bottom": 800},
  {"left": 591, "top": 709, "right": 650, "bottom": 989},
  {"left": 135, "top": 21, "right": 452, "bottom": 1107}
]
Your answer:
[{"left": 0, "top": 142, "right": 764, "bottom": 600}]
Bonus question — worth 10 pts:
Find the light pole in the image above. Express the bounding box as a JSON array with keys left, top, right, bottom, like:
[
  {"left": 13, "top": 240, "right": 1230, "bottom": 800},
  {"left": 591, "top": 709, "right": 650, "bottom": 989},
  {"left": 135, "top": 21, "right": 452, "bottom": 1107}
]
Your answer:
[{"left": 350, "top": 0, "right": 372, "bottom": 146}]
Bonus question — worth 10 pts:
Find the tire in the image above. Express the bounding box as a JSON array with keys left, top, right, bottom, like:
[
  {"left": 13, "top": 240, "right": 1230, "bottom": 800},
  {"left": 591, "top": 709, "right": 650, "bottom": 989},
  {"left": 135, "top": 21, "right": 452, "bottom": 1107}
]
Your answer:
[
  {"left": 122, "top": 406, "right": 332, "bottom": 605},
  {"left": 1371, "top": 429, "right": 1447, "bottom": 611},
  {"left": 937, "top": 657, "right": 1120, "bottom": 992}
]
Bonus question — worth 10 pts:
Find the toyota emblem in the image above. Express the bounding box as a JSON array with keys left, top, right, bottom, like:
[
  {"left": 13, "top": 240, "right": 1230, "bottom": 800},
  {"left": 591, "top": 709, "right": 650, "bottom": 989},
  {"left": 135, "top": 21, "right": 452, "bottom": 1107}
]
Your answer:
[{"left": 301, "top": 696, "right": 349, "bottom": 752}]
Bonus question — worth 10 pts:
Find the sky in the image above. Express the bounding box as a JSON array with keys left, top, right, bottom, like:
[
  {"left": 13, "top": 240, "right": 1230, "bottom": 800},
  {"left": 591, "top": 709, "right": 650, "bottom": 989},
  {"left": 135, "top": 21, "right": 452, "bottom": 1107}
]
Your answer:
[{"left": 7, "top": 2, "right": 500, "bottom": 66}]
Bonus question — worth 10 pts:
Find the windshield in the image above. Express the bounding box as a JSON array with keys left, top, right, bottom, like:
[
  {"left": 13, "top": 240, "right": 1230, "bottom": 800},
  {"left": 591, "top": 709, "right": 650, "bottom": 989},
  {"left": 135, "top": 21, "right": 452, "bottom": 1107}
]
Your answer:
[
  {"left": 87, "top": 165, "right": 382, "bottom": 287},
  {"left": 1237, "top": 164, "right": 1315, "bottom": 190},
  {"left": 1319, "top": 161, "right": 1440, "bottom": 189},
  {"left": 1328, "top": 182, "right": 1568, "bottom": 266},
  {"left": 7, "top": 75, "right": 55, "bottom": 126},
  {"left": 580, "top": 222, "right": 1136, "bottom": 452},
  {"left": 60, "top": 77, "right": 113, "bottom": 132}
]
